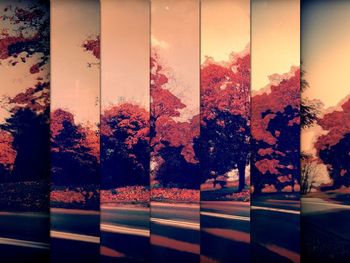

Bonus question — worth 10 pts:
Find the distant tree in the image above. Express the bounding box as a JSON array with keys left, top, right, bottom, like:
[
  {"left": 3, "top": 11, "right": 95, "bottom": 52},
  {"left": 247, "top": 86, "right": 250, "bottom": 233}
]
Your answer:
[{"left": 301, "top": 155, "right": 319, "bottom": 195}]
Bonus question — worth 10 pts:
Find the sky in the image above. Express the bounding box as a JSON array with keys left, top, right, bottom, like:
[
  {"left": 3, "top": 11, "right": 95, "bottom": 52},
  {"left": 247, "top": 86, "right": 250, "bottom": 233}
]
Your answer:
[
  {"left": 201, "top": 0, "right": 250, "bottom": 62},
  {"left": 252, "top": 0, "right": 300, "bottom": 91},
  {"left": 101, "top": 0, "right": 149, "bottom": 110},
  {"left": 51, "top": 0, "right": 100, "bottom": 126},
  {"left": 151, "top": 0, "right": 199, "bottom": 121},
  {"left": 301, "top": 0, "right": 350, "bottom": 184},
  {"left": 302, "top": 0, "right": 350, "bottom": 109}
]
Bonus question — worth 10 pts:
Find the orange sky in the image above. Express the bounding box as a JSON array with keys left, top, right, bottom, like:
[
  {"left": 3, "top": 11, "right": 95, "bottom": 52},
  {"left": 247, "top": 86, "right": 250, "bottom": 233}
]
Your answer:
[
  {"left": 201, "top": 0, "right": 250, "bottom": 62},
  {"left": 301, "top": 1, "right": 350, "bottom": 184},
  {"left": 302, "top": 1, "right": 350, "bottom": 156},
  {"left": 303, "top": 1, "right": 350, "bottom": 109},
  {"left": 252, "top": 0, "right": 300, "bottom": 91},
  {"left": 101, "top": 0, "right": 149, "bottom": 110},
  {"left": 151, "top": 0, "right": 199, "bottom": 121},
  {"left": 51, "top": 0, "right": 100, "bottom": 126}
]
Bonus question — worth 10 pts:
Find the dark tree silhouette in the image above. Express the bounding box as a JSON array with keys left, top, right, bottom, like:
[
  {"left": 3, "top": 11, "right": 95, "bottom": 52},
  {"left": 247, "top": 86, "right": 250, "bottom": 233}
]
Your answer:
[
  {"left": 319, "top": 133, "right": 350, "bottom": 188},
  {"left": 0, "top": 108, "right": 49, "bottom": 181},
  {"left": 301, "top": 68, "right": 320, "bottom": 129},
  {"left": 101, "top": 104, "right": 150, "bottom": 189},
  {"left": 195, "top": 111, "right": 250, "bottom": 191},
  {"left": 156, "top": 142, "right": 200, "bottom": 189},
  {"left": 51, "top": 119, "right": 98, "bottom": 186},
  {"left": 252, "top": 106, "right": 300, "bottom": 193}
]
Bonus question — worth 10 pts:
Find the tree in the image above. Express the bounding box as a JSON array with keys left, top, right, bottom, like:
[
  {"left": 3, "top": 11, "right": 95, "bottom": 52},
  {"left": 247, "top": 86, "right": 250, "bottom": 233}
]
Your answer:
[
  {"left": 51, "top": 109, "right": 99, "bottom": 186},
  {"left": 1, "top": 108, "right": 49, "bottom": 181},
  {"left": 300, "top": 67, "right": 320, "bottom": 129},
  {"left": 195, "top": 111, "right": 250, "bottom": 191},
  {"left": 301, "top": 155, "right": 319, "bottom": 195},
  {"left": 199, "top": 52, "right": 250, "bottom": 191},
  {"left": 0, "top": 1, "right": 49, "bottom": 71},
  {"left": 318, "top": 133, "right": 350, "bottom": 188},
  {"left": 251, "top": 68, "right": 300, "bottom": 194},
  {"left": 0, "top": 1, "right": 50, "bottom": 182},
  {"left": 100, "top": 103, "right": 150, "bottom": 188},
  {"left": 150, "top": 53, "right": 199, "bottom": 188},
  {"left": 315, "top": 97, "right": 350, "bottom": 188},
  {"left": 157, "top": 142, "right": 200, "bottom": 189},
  {"left": 0, "top": 130, "right": 16, "bottom": 181}
]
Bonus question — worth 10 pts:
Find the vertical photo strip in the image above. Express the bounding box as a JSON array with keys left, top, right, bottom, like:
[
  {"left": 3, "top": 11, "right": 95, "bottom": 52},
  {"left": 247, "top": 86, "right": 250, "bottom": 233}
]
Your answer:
[
  {"left": 251, "top": 0, "right": 300, "bottom": 262},
  {"left": 150, "top": 0, "right": 200, "bottom": 262},
  {"left": 50, "top": 0, "right": 100, "bottom": 262},
  {"left": 100, "top": 0, "right": 150, "bottom": 262},
  {"left": 200, "top": 0, "right": 250, "bottom": 262},
  {"left": 0, "top": 0, "right": 50, "bottom": 261},
  {"left": 301, "top": 0, "right": 350, "bottom": 261}
]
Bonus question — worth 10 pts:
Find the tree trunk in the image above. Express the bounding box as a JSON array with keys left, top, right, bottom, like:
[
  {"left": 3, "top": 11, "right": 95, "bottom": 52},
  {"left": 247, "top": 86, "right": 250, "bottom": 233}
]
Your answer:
[{"left": 238, "top": 163, "right": 246, "bottom": 192}]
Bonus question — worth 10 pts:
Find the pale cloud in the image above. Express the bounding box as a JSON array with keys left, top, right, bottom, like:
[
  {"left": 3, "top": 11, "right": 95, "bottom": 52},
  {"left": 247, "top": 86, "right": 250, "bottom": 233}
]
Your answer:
[{"left": 151, "top": 35, "right": 169, "bottom": 49}]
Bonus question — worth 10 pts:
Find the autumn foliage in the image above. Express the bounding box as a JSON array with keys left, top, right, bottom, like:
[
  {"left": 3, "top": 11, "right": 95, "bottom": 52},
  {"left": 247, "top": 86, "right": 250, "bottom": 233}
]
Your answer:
[
  {"left": 51, "top": 108, "right": 99, "bottom": 186},
  {"left": 315, "top": 98, "right": 350, "bottom": 188},
  {"left": 101, "top": 103, "right": 150, "bottom": 188},
  {"left": 150, "top": 53, "right": 200, "bottom": 189},
  {"left": 0, "top": 1, "right": 49, "bottom": 184},
  {"left": 198, "top": 49, "right": 250, "bottom": 192},
  {"left": 82, "top": 35, "right": 100, "bottom": 59},
  {"left": 251, "top": 67, "right": 300, "bottom": 194}
]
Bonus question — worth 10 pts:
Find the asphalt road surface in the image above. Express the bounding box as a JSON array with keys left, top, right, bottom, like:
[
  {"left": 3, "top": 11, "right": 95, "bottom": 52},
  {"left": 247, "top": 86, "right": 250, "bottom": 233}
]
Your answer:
[
  {"left": 51, "top": 208, "right": 100, "bottom": 263},
  {"left": 301, "top": 197, "right": 350, "bottom": 263},
  {"left": 201, "top": 201, "right": 250, "bottom": 263},
  {"left": 251, "top": 196, "right": 300, "bottom": 263},
  {"left": 0, "top": 211, "right": 49, "bottom": 263},
  {"left": 0, "top": 198, "right": 303, "bottom": 263}
]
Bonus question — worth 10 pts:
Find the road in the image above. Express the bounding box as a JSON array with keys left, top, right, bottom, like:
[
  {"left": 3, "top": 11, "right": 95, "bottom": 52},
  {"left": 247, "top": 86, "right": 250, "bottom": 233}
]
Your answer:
[
  {"left": 0, "top": 211, "right": 50, "bottom": 262},
  {"left": 100, "top": 204, "right": 150, "bottom": 262},
  {"left": 302, "top": 197, "right": 350, "bottom": 262},
  {"left": 200, "top": 201, "right": 250, "bottom": 263},
  {"left": 50, "top": 208, "right": 100, "bottom": 263},
  {"left": 0, "top": 198, "right": 303, "bottom": 263},
  {"left": 251, "top": 196, "right": 300, "bottom": 263},
  {"left": 150, "top": 202, "right": 200, "bottom": 263}
]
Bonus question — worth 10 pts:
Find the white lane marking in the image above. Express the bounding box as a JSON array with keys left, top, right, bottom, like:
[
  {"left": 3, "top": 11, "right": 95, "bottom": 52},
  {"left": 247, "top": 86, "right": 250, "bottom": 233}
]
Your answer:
[
  {"left": 151, "top": 217, "right": 200, "bottom": 230},
  {"left": 50, "top": 208, "right": 99, "bottom": 215},
  {"left": 201, "top": 211, "right": 250, "bottom": 221},
  {"left": 101, "top": 206, "right": 149, "bottom": 212},
  {"left": 151, "top": 202, "right": 199, "bottom": 209},
  {"left": 101, "top": 224, "right": 150, "bottom": 237},
  {"left": 302, "top": 200, "right": 350, "bottom": 210},
  {"left": 50, "top": 230, "right": 100, "bottom": 244},
  {"left": 251, "top": 206, "right": 300, "bottom": 215},
  {"left": 0, "top": 237, "right": 49, "bottom": 249}
]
